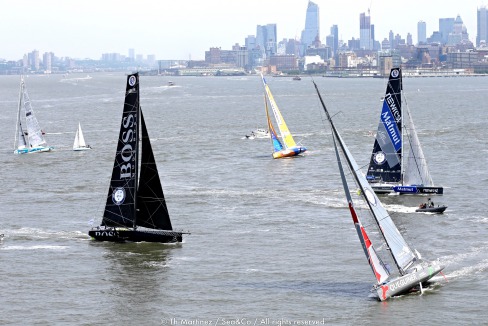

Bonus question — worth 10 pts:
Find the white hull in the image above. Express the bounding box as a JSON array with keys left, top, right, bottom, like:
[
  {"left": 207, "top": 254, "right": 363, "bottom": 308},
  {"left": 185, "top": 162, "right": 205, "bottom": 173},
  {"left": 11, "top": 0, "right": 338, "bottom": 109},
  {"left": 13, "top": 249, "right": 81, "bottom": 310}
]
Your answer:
[
  {"left": 375, "top": 260, "right": 444, "bottom": 301},
  {"left": 73, "top": 146, "right": 91, "bottom": 151},
  {"left": 14, "top": 146, "right": 53, "bottom": 154}
]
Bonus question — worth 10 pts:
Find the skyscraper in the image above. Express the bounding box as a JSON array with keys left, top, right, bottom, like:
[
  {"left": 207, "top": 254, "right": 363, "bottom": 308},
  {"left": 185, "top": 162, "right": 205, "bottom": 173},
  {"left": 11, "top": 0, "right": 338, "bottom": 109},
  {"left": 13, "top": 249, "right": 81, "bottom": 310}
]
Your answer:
[
  {"left": 439, "top": 18, "right": 455, "bottom": 44},
  {"left": 477, "top": 6, "right": 488, "bottom": 46},
  {"left": 301, "top": 1, "right": 320, "bottom": 54},
  {"left": 326, "top": 25, "right": 339, "bottom": 57},
  {"left": 256, "top": 24, "right": 277, "bottom": 59},
  {"left": 418, "top": 21, "right": 427, "bottom": 44},
  {"left": 360, "top": 12, "right": 372, "bottom": 50}
]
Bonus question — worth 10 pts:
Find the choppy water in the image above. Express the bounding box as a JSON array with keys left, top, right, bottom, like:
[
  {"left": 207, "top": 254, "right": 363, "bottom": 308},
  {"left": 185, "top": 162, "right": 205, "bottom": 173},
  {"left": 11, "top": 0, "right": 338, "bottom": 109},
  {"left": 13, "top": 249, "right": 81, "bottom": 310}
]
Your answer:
[{"left": 0, "top": 73, "right": 487, "bottom": 325}]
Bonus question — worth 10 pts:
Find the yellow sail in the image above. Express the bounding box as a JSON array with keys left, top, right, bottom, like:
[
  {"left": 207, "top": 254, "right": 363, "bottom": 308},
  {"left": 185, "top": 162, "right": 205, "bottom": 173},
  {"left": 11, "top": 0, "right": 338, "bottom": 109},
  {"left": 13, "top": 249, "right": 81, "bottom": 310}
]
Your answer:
[{"left": 261, "top": 74, "right": 297, "bottom": 149}]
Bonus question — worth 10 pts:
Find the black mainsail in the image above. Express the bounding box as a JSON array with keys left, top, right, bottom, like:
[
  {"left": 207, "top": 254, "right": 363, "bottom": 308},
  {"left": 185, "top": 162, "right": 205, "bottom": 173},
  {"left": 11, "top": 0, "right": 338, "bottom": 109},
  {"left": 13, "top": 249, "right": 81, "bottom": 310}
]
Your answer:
[
  {"left": 366, "top": 68, "right": 443, "bottom": 195},
  {"left": 90, "top": 73, "right": 185, "bottom": 243},
  {"left": 102, "top": 74, "right": 139, "bottom": 228},
  {"left": 366, "top": 68, "right": 403, "bottom": 184}
]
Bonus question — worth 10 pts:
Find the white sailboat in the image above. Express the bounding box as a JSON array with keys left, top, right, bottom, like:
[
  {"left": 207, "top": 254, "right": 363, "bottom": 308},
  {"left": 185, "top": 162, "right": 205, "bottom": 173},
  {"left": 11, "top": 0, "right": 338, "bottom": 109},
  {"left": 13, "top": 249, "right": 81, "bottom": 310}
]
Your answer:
[
  {"left": 14, "top": 76, "right": 53, "bottom": 154},
  {"left": 313, "top": 80, "right": 445, "bottom": 301},
  {"left": 73, "top": 123, "right": 91, "bottom": 151}
]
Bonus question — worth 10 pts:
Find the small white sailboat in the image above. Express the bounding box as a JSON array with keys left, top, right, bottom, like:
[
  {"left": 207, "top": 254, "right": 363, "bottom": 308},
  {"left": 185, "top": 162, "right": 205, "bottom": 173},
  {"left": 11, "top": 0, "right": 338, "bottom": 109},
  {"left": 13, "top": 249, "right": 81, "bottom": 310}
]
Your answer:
[
  {"left": 73, "top": 123, "right": 91, "bottom": 151},
  {"left": 14, "top": 76, "right": 53, "bottom": 154}
]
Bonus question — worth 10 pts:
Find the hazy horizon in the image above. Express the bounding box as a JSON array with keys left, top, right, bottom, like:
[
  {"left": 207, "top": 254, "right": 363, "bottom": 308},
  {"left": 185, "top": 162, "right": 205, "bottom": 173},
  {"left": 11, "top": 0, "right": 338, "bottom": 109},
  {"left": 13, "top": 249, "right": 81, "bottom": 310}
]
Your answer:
[{"left": 1, "top": 0, "right": 485, "bottom": 61}]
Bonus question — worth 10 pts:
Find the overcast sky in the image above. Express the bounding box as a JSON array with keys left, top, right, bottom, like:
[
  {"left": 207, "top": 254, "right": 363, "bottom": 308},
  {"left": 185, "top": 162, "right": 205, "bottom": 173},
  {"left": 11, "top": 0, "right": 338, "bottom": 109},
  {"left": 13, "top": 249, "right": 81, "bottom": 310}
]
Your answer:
[{"left": 1, "top": 0, "right": 485, "bottom": 61}]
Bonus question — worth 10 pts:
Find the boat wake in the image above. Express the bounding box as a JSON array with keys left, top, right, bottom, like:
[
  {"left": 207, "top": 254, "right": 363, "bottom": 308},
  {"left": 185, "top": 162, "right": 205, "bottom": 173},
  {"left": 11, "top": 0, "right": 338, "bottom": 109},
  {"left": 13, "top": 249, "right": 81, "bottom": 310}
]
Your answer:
[
  {"left": 1, "top": 245, "right": 69, "bottom": 251},
  {"left": 6, "top": 227, "right": 87, "bottom": 241}
]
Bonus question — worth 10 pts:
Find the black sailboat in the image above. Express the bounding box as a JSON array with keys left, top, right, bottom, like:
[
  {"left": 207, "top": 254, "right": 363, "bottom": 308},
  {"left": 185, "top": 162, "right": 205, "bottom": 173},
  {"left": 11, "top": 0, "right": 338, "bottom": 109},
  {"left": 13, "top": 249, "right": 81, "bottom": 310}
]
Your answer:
[
  {"left": 88, "top": 73, "right": 187, "bottom": 243},
  {"left": 366, "top": 68, "right": 443, "bottom": 195}
]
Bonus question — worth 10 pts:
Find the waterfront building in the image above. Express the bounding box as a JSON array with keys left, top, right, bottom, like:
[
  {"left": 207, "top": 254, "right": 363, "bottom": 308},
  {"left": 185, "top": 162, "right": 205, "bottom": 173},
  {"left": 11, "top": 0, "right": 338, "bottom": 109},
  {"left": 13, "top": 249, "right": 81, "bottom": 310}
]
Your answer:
[
  {"left": 256, "top": 24, "right": 277, "bottom": 59},
  {"left": 331, "top": 25, "right": 338, "bottom": 57},
  {"left": 43, "top": 52, "right": 53, "bottom": 73},
  {"left": 477, "top": 6, "right": 488, "bottom": 46},
  {"left": 418, "top": 21, "right": 427, "bottom": 44},
  {"left": 439, "top": 18, "right": 455, "bottom": 44}
]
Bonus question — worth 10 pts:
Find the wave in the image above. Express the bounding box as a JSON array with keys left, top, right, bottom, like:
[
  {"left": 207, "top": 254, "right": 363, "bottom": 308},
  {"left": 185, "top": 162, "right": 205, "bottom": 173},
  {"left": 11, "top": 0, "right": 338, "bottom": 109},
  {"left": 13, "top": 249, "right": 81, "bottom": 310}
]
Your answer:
[{"left": 1, "top": 245, "right": 69, "bottom": 251}]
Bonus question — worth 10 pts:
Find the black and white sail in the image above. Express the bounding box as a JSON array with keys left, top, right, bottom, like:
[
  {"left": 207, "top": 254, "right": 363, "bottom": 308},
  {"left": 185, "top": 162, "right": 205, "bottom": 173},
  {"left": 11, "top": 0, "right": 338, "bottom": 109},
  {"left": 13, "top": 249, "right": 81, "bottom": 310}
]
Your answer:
[
  {"left": 366, "top": 68, "right": 403, "bottom": 184},
  {"left": 366, "top": 68, "right": 443, "bottom": 195},
  {"left": 90, "top": 73, "right": 185, "bottom": 243}
]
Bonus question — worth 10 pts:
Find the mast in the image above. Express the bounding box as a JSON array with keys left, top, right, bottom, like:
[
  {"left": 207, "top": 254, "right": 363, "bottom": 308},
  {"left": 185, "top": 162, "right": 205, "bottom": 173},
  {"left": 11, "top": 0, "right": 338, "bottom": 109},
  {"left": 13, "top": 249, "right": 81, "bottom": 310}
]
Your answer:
[
  {"left": 260, "top": 73, "right": 297, "bottom": 149},
  {"left": 264, "top": 94, "right": 274, "bottom": 150},
  {"left": 313, "top": 80, "right": 407, "bottom": 274},
  {"left": 101, "top": 73, "right": 139, "bottom": 228},
  {"left": 133, "top": 86, "right": 140, "bottom": 230},
  {"left": 399, "top": 69, "right": 405, "bottom": 185},
  {"left": 14, "top": 77, "right": 23, "bottom": 150}
]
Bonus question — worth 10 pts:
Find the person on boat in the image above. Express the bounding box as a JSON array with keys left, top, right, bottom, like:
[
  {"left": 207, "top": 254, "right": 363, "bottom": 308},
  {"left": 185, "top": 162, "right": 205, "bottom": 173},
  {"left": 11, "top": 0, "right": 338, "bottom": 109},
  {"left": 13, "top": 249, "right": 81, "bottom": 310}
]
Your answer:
[
  {"left": 419, "top": 203, "right": 427, "bottom": 209},
  {"left": 427, "top": 198, "right": 434, "bottom": 207}
]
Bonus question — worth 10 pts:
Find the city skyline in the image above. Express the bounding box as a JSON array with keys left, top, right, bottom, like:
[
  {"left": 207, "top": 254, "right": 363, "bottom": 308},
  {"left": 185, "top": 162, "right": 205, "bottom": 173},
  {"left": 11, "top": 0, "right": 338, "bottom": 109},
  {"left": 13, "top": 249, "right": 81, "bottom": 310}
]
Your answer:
[{"left": 0, "top": 0, "right": 484, "bottom": 61}]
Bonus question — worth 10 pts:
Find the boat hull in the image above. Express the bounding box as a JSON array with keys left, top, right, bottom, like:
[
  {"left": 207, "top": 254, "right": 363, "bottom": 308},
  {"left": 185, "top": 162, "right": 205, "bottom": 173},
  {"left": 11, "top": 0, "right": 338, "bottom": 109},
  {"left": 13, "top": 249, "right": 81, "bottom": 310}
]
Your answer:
[
  {"left": 376, "top": 260, "right": 444, "bottom": 301},
  {"left": 14, "top": 146, "right": 54, "bottom": 154},
  {"left": 88, "top": 228, "right": 184, "bottom": 243},
  {"left": 415, "top": 205, "right": 447, "bottom": 213},
  {"left": 73, "top": 147, "right": 92, "bottom": 151},
  {"left": 371, "top": 185, "right": 444, "bottom": 195},
  {"left": 272, "top": 146, "right": 307, "bottom": 159}
]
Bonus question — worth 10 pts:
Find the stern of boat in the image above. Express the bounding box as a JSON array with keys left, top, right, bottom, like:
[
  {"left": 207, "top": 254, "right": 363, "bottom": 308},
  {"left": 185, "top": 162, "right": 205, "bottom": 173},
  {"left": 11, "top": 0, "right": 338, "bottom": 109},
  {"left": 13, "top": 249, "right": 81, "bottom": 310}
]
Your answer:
[
  {"left": 88, "top": 227, "right": 185, "bottom": 243},
  {"left": 375, "top": 260, "right": 445, "bottom": 301},
  {"left": 272, "top": 146, "right": 307, "bottom": 159}
]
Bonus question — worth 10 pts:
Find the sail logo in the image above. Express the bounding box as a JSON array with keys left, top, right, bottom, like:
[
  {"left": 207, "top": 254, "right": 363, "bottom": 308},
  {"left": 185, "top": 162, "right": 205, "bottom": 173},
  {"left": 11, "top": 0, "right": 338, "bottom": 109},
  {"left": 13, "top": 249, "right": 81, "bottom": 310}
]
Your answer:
[
  {"left": 384, "top": 94, "right": 401, "bottom": 123},
  {"left": 381, "top": 104, "right": 401, "bottom": 152},
  {"left": 387, "top": 273, "right": 418, "bottom": 292},
  {"left": 94, "top": 231, "right": 117, "bottom": 237},
  {"left": 112, "top": 187, "right": 126, "bottom": 205},
  {"left": 128, "top": 75, "right": 136, "bottom": 86},
  {"left": 373, "top": 151, "right": 386, "bottom": 165},
  {"left": 391, "top": 69, "right": 399, "bottom": 78},
  {"left": 120, "top": 113, "right": 136, "bottom": 179}
]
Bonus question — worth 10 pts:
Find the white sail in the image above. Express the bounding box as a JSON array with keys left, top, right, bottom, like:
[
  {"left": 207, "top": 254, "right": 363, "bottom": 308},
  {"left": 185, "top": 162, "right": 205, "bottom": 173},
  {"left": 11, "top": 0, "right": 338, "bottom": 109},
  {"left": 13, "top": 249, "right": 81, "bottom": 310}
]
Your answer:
[
  {"left": 77, "top": 124, "right": 86, "bottom": 147},
  {"left": 14, "top": 76, "right": 52, "bottom": 154},
  {"left": 402, "top": 106, "right": 434, "bottom": 186},
  {"left": 73, "top": 129, "right": 79, "bottom": 149},
  {"left": 15, "top": 79, "right": 27, "bottom": 150},
  {"left": 313, "top": 81, "right": 417, "bottom": 272},
  {"left": 73, "top": 123, "right": 87, "bottom": 149},
  {"left": 22, "top": 86, "right": 47, "bottom": 148}
]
